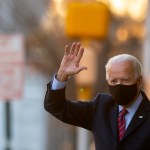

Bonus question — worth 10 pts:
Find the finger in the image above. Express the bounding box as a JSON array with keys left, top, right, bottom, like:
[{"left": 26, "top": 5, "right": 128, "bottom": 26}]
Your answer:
[
  {"left": 74, "top": 42, "right": 81, "bottom": 56},
  {"left": 64, "top": 45, "right": 69, "bottom": 55},
  {"left": 70, "top": 42, "right": 77, "bottom": 54},
  {"left": 76, "top": 47, "right": 84, "bottom": 62}
]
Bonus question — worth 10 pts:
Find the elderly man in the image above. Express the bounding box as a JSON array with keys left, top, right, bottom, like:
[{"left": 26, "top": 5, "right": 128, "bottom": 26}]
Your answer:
[{"left": 44, "top": 42, "right": 150, "bottom": 150}]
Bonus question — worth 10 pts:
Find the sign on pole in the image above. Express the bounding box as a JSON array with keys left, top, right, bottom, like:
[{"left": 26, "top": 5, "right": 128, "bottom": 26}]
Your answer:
[{"left": 0, "top": 34, "right": 25, "bottom": 100}]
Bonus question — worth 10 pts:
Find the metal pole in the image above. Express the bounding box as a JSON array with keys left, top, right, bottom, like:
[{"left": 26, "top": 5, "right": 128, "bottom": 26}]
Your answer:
[
  {"left": 77, "top": 127, "right": 89, "bottom": 150},
  {"left": 5, "top": 101, "right": 12, "bottom": 150},
  {"left": 143, "top": 1, "right": 150, "bottom": 77},
  {"left": 143, "top": 1, "right": 150, "bottom": 98}
]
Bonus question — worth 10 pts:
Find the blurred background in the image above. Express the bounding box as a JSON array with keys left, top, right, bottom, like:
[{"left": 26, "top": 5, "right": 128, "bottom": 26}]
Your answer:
[{"left": 0, "top": 0, "right": 149, "bottom": 150}]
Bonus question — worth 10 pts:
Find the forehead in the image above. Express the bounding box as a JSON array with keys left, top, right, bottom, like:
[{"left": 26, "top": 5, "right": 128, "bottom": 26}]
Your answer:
[{"left": 108, "top": 61, "right": 135, "bottom": 78}]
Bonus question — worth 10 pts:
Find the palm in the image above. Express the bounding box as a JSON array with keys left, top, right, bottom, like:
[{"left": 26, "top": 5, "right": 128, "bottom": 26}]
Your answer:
[{"left": 57, "top": 42, "right": 87, "bottom": 81}]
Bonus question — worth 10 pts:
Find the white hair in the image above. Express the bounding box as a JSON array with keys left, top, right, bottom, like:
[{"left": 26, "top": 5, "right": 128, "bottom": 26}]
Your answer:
[{"left": 105, "top": 54, "right": 142, "bottom": 80}]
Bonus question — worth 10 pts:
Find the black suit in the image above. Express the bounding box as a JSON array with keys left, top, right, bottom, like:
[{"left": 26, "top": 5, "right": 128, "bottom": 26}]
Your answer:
[{"left": 44, "top": 83, "right": 150, "bottom": 150}]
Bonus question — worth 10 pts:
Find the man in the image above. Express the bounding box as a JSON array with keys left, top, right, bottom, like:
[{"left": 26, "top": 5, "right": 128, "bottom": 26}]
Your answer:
[{"left": 44, "top": 42, "right": 150, "bottom": 150}]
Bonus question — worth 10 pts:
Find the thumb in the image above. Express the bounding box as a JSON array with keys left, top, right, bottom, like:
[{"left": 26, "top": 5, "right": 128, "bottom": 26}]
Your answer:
[{"left": 76, "top": 66, "right": 88, "bottom": 74}]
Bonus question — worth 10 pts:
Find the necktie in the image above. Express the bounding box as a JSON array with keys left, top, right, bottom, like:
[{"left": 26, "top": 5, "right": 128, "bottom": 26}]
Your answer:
[{"left": 118, "top": 108, "right": 128, "bottom": 141}]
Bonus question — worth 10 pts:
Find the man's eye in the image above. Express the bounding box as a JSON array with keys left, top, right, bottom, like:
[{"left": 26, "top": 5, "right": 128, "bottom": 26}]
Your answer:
[
  {"left": 111, "top": 80, "right": 117, "bottom": 84},
  {"left": 123, "top": 79, "right": 128, "bottom": 82}
]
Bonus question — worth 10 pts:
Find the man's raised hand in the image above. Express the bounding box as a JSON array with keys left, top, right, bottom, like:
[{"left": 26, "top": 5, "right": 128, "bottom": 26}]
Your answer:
[{"left": 57, "top": 42, "right": 87, "bottom": 82}]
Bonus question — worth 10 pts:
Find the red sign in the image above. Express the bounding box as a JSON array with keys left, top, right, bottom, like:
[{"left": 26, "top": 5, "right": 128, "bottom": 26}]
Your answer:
[{"left": 0, "top": 34, "right": 25, "bottom": 100}]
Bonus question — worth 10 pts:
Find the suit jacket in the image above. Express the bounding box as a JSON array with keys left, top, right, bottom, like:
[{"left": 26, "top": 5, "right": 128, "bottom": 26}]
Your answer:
[{"left": 44, "top": 83, "right": 150, "bottom": 150}]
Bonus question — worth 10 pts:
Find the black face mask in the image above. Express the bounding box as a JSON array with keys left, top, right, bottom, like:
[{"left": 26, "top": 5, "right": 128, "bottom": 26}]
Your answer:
[{"left": 108, "top": 83, "right": 138, "bottom": 106}]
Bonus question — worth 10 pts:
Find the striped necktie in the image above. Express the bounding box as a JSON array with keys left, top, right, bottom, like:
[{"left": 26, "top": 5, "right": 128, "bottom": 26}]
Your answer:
[{"left": 118, "top": 108, "right": 128, "bottom": 141}]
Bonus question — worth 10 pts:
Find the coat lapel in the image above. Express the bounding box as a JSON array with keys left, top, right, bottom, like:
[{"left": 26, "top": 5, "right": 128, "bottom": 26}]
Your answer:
[
  {"left": 123, "top": 92, "right": 150, "bottom": 140},
  {"left": 110, "top": 103, "right": 118, "bottom": 139}
]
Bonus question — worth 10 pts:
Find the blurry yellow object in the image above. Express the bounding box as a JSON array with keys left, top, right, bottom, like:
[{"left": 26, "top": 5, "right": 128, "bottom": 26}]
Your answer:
[
  {"left": 77, "top": 86, "right": 93, "bottom": 101},
  {"left": 66, "top": 2, "right": 110, "bottom": 39}
]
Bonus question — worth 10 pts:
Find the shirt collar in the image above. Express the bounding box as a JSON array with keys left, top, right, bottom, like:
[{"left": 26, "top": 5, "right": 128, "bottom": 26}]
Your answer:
[{"left": 119, "top": 93, "right": 143, "bottom": 114}]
